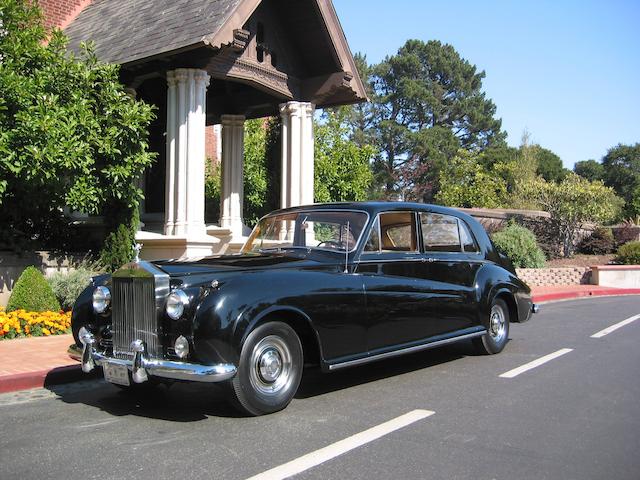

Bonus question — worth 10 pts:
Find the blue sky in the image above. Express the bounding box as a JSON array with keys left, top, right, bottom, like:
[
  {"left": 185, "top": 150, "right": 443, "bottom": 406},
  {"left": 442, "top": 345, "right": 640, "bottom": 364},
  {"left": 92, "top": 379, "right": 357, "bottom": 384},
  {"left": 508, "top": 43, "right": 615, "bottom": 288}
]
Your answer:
[{"left": 333, "top": 0, "right": 640, "bottom": 168}]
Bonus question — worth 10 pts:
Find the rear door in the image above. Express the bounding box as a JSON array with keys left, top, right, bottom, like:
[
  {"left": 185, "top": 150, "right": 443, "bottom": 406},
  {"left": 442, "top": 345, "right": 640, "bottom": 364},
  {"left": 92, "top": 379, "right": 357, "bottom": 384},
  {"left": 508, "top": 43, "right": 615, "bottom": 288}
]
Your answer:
[{"left": 418, "top": 212, "right": 483, "bottom": 335}]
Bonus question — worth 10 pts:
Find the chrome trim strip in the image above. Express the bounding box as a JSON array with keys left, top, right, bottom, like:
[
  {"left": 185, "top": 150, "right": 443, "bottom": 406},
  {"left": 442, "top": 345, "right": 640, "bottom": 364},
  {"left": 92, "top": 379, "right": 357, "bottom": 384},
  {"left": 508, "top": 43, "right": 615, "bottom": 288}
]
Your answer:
[{"left": 327, "top": 330, "right": 486, "bottom": 371}]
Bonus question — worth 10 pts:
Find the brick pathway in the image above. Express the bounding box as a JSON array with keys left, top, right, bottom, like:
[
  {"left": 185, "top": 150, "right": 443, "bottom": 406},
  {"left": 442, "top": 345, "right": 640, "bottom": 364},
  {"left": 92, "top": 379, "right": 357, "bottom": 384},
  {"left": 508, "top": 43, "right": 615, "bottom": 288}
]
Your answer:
[{"left": 0, "top": 334, "right": 76, "bottom": 377}]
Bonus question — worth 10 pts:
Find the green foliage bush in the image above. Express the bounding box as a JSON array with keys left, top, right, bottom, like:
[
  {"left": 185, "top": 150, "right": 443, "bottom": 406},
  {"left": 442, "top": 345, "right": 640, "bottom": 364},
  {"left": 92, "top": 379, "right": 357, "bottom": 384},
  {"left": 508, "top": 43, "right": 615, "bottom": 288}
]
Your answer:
[
  {"left": 99, "top": 207, "right": 139, "bottom": 272},
  {"left": 6, "top": 266, "right": 61, "bottom": 312},
  {"left": 615, "top": 241, "right": 640, "bottom": 265},
  {"left": 48, "top": 266, "right": 97, "bottom": 310},
  {"left": 491, "top": 223, "right": 546, "bottom": 268},
  {"left": 577, "top": 227, "right": 615, "bottom": 255}
]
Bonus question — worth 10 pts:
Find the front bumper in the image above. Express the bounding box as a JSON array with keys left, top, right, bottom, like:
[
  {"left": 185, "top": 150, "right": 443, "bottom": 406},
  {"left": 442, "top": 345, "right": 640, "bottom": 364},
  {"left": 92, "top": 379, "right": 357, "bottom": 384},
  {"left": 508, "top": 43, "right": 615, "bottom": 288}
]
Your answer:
[{"left": 70, "top": 330, "right": 236, "bottom": 384}]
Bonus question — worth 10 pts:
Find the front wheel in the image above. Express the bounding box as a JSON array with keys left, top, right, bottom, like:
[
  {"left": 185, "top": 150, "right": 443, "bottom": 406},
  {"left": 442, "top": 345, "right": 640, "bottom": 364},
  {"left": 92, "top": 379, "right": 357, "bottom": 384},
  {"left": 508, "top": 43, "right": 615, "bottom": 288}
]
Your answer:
[
  {"left": 229, "top": 321, "right": 303, "bottom": 416},
  {"left": 473, "top": 298, "right": 510, "bottom": 355}
]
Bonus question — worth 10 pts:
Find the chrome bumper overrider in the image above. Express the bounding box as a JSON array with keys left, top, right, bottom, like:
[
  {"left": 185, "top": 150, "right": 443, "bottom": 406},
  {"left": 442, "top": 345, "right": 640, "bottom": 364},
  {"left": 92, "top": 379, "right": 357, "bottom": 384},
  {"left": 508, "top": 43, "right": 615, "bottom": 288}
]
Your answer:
[{"left": 73, "top": 329, "right": 237, "bottom": 384}]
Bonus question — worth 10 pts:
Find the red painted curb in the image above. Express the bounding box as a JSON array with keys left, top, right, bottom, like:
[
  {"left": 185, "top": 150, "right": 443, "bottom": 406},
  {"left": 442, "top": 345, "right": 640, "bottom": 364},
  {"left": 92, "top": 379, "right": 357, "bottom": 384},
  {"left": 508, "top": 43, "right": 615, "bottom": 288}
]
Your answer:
[
  {"left": 0, "top": 364, "right": 97, "bottom": 395},
  {"left": 533, "top": 289, "right": 640, "bottom": 304}
]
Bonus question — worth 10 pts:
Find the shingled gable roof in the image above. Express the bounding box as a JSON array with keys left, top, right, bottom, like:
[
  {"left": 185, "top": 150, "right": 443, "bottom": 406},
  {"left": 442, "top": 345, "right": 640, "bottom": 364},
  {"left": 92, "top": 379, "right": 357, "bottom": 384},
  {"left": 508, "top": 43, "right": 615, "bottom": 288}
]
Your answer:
[
  {"left": 64, "top": 0, "right": 367, "bottom": 106},
  {"left": 65, "top": 0, "right": 244, "bottom": 65}
]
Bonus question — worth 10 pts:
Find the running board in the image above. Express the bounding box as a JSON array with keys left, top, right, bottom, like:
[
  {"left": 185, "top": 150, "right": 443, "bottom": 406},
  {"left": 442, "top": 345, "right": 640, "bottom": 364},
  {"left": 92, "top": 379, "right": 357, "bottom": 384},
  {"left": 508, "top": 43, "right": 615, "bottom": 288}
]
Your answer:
[{"left": 327, "top": 330, "right": 486, "bottom": 371}]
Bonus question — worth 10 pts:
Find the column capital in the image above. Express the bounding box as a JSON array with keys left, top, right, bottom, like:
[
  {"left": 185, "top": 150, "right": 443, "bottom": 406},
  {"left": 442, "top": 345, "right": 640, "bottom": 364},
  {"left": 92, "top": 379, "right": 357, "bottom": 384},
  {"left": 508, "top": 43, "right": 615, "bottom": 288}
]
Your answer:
[
  {"left": 221, "top": 114, "right": 246, "bottom": 128},
  {"left": 279, "top": 101, "right": 315, "bottom": 118},
  {"left": 166, "top": 70, "right": 178, "bottom": 87},
  {"left": 194, "top": 70, "right": 211, "bottom": 88}
]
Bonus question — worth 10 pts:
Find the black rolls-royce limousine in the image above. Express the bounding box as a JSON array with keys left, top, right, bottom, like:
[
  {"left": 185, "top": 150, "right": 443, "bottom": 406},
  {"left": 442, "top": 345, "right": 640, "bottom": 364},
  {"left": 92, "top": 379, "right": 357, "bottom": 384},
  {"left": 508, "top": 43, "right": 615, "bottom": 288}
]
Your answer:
[{"left": 70, "top": 202, "right": 537, "bottom": 415}]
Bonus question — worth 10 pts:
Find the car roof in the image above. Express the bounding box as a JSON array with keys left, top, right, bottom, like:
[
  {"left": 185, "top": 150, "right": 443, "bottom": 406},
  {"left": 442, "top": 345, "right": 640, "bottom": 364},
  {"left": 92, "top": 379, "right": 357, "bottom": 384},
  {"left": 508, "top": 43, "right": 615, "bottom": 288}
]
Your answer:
[{"left": 267, "top": 201, "right": 477, "bottom": 224}]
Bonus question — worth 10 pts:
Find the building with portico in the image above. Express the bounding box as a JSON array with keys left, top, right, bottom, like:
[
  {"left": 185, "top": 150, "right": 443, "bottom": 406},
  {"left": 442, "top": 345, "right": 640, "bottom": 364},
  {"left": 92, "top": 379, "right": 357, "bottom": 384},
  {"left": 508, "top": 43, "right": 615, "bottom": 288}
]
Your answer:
[{"left": 42, "top": 0, "right": 366, "bottom": 259}]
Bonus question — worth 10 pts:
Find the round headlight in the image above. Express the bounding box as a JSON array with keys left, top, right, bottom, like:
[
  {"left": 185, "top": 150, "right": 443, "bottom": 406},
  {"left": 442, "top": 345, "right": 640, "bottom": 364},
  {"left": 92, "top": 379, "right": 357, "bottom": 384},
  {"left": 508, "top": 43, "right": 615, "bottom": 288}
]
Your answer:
[
  {"left": 92, "top": 286, "right": 111, "bottom": 314},
  {"left": 174, "top": 335, "right": 190, "bottom": 359},
  {"left": 166, "top": 289, "right": 189, "bottom": 320}
]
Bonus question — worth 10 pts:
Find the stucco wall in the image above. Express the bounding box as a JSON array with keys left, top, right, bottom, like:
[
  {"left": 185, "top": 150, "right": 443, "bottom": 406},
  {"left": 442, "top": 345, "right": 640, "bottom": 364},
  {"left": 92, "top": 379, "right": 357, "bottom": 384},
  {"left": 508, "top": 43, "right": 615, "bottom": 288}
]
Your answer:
[{"left": 0, "top": 251, "right": 87, "bottom": 307}]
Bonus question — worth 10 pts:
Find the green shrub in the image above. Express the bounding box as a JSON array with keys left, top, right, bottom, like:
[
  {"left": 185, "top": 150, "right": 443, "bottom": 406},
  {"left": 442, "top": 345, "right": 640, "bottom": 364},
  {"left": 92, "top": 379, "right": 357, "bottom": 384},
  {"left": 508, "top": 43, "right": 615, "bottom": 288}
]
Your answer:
[
  {"left": 615, "top": 241, "right": 640, "bottom": 265},
  {"left": 578, "top": 227, "right": 615, "bottom": 255},
  {"left": 100, "top": 207, "right": 139, "bottom": 272},
  {"left": 491, "top": 223, "right": 546, "bottom": 268},
  {"left": 48, "top": 267, "right": 97, "bottom": 311},
  {"left": 6, "top": 266, "right": 61, "bottom": 312}
]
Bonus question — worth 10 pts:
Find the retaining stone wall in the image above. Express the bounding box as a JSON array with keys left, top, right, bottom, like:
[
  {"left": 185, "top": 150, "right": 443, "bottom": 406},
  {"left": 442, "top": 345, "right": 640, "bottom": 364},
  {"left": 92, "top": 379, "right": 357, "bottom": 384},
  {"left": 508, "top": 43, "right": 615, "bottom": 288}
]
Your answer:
[{"left": 516, "top": 267, "right": 592, "bottom": 287}]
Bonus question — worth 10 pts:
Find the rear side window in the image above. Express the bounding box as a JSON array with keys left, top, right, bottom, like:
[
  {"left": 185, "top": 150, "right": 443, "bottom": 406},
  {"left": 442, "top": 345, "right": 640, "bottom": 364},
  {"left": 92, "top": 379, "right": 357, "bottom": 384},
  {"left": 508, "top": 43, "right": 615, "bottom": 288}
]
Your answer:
[
  {"left": 420, "top": 213, "right": 461, "bottom": 252},
  {"left": 459, "top": 220, "right": 479, "bottom": 253}
]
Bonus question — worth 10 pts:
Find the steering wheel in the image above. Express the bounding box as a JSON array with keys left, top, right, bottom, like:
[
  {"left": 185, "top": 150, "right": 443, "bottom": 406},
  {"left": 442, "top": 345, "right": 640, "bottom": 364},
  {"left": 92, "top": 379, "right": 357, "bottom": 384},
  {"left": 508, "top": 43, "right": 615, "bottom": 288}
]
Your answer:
[{"left": 317, "top": 240, "right": 345, "bottom": 250}]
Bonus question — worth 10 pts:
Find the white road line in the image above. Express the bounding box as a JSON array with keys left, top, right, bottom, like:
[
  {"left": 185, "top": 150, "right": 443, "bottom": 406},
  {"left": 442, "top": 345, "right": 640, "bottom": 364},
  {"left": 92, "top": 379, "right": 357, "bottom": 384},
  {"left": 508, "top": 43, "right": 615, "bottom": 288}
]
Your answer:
[
  {"left": 499, "top": 348, "right": 574, "bottom": 379},
  {"left": 591, "top": 314, "right": 640, "bottom": 338},
  {"left": 244, "top": 409, "right": 435, "bottom": 480}
]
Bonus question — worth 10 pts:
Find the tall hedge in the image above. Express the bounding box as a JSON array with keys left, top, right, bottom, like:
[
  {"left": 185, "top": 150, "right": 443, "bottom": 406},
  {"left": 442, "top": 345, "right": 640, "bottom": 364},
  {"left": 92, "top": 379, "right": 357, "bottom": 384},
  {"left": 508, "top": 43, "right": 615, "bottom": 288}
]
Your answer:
[{"left": 6, "top": 266, "right": 61, "bottom": 312}]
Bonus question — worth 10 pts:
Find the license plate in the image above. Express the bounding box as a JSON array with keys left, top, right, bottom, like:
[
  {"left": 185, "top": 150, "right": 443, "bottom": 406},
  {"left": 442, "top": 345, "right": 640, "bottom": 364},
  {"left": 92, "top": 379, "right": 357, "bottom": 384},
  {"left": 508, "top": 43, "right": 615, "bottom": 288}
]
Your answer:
[{"left": 103, "top": 362, "right": 130, "bottom": 386}]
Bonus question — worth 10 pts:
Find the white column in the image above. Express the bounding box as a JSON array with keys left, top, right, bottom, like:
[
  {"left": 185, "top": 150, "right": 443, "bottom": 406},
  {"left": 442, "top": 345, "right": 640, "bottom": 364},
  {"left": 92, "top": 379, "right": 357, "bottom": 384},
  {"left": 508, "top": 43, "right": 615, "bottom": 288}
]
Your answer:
[
  {"left": 280, "top": 101, "right": 316, "bottom": 210},
  {"left": 163, "top": 68, "right": 210, "bottom": 237},
  {"left": 219, "top": 114, "right": 246, "bottom": 237}
]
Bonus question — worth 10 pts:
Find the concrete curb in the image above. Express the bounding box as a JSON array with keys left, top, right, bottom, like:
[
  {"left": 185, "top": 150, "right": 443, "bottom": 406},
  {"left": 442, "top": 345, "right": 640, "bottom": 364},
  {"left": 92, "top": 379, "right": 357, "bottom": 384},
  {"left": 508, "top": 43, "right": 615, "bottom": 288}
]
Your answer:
[
  {"left": 533, "top": 288, "right": 640, "bottom": 304},
  {"left": 0, "top": 364, "right": 98, "bottom": 395}
]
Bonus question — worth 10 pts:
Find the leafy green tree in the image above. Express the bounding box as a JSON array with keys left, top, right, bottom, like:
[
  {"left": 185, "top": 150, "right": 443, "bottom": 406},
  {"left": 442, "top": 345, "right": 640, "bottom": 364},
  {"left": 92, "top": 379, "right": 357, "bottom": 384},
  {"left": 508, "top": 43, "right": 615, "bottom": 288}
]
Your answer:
[
  {"left": 517, "top": 173, "right": 623, "bottom": 257},
  {"left": 435, "top": 149, "right": 507, "bottom": 208},
  {"left": 601, "top": 143, "right": 640, "bottom": 218},
  {"left": 314, "top": 110, "right": 375, "bottom": 202},
  {"left": 0, "top": 0, "right": 156, "bottom": 251},
  {"left": 358, "top": 40, "right": 505, "bottom": 199},
  {"left": 533, "top": 145, "right": 567, "bottom": 183},
  {"left": 574, "top": 159, "right": 605, "bottom": 182}
]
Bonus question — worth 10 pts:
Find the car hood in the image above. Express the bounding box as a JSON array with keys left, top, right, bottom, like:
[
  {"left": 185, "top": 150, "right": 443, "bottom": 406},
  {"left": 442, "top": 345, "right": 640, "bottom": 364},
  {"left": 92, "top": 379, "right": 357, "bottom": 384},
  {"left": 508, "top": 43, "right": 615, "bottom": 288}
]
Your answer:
[{"left": 151, "top": 251, "right": 326, "bottom": 277}]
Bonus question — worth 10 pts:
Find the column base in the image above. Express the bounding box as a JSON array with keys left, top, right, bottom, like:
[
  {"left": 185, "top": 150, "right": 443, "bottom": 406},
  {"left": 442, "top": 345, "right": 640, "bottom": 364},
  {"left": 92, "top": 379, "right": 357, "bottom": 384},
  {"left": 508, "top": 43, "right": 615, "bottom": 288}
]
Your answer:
[{"left": 136, "top": 231, "right": 225, "bottom": 261}]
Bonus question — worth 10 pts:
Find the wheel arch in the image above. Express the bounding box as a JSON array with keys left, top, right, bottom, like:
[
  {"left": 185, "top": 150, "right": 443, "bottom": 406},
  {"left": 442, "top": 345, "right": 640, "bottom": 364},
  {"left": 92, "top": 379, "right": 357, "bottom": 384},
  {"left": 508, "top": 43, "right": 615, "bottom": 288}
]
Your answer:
[
  {"left": 494, "top": 289, "right": 518, "bottom": 324},
  {"left": 238, "top": 306, "right": 324, "bottom": 367}
]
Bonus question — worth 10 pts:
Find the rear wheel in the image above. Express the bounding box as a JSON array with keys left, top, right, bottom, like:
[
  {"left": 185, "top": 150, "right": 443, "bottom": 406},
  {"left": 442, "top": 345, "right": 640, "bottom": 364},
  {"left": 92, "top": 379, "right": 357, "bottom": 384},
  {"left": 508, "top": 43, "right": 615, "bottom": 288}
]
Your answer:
[
  {"left": 229, "top": 321, "right": 303, "bottom": 416},
  {"left": 474, "top": 298, "right": 510, "bottom": 355}
]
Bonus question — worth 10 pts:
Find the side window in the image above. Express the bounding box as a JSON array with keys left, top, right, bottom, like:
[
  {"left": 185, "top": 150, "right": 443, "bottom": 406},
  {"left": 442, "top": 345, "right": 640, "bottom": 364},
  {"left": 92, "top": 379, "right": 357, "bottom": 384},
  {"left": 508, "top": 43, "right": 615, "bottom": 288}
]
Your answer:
[
  {"left": 421, "top": 213, "right": 461, "bottom": 252},
  {"left": 364, "top": 217, "right": 380, "bottom": 252},
  {"left": 459, "top": 220, "right": 479, "bottom": 253},
  {"left": 378, "top": 212, "right": 418, "bottom": 252}
]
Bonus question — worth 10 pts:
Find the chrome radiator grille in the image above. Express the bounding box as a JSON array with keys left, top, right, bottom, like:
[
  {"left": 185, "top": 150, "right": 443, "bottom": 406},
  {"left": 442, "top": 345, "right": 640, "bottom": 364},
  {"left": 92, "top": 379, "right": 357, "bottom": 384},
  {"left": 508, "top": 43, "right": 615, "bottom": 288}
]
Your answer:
[{"left": 111, "top": 276, "right": 159, "bottom": 358}]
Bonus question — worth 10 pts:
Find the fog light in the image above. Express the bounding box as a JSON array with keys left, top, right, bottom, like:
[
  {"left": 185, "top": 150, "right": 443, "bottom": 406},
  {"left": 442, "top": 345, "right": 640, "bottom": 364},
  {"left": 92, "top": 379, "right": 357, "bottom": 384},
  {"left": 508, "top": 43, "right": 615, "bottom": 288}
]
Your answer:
[
  {"left": 166, "top": 289, "right": 188, "bottom": 320},
  {"left": 174, "top": 335, "right": 189, "bottom": 359},
  {"left": 92, "top": 286, "right": 111, "bottom": 314}
]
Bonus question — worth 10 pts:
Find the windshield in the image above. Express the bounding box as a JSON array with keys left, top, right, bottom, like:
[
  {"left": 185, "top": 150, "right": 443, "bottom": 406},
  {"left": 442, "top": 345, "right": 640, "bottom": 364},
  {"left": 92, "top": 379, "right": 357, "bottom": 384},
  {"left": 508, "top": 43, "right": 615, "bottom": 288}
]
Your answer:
[{"left": 242, "top": 210, "right": 369, "bottom": 253}]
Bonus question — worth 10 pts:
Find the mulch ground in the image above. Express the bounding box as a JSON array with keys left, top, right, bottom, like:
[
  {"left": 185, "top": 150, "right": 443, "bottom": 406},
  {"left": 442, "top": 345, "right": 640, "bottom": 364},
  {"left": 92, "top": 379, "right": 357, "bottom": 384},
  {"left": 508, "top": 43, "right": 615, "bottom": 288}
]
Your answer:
[{"left": 545, "top": 254, "right": 615, "bottom": 268}]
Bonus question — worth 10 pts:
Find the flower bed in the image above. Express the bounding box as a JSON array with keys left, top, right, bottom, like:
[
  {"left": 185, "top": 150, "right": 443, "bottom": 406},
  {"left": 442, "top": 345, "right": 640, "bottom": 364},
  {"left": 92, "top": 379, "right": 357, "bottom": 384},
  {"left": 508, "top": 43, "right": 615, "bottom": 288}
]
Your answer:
[{"left": 0, "top": 309, "right": 72, "bottom": 340}]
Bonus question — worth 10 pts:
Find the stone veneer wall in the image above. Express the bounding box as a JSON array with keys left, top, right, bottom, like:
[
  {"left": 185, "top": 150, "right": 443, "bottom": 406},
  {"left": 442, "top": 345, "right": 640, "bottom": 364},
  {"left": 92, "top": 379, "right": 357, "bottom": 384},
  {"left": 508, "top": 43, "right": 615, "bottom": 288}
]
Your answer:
[{"left": 516, "top": 267, "right": 592, "bottom": 287}]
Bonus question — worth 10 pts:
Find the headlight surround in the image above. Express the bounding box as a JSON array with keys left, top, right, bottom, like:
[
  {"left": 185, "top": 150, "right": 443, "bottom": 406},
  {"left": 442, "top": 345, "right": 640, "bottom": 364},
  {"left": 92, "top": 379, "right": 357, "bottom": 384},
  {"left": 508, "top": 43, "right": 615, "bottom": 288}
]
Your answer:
[
  {"left": 92, "top": 286, "right": 111, "bottom": 314},
  {"left": 166, "top": 289, "right": 189, "bottom": 320}
]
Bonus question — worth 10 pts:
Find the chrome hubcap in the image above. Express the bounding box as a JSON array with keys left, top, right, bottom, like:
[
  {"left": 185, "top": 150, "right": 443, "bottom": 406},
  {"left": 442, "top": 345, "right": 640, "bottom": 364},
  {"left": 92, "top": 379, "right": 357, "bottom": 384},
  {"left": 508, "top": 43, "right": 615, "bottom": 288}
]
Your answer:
[
  {"left": 489, "top": 305, "right": 506, "bottom": 343},
  {"left": 249, "top": 335, "right": 292, "bottom": 395},
  {"left": 259, "top": 349, "right": 282, "bottom": 382}
]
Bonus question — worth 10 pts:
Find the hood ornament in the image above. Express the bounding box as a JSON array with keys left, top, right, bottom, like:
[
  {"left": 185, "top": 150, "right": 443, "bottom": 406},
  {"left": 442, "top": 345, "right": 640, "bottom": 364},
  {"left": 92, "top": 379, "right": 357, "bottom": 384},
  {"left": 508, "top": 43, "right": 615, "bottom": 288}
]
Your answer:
[{"left": 133, "top": 243, "right": 143, "bottom": 263}]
